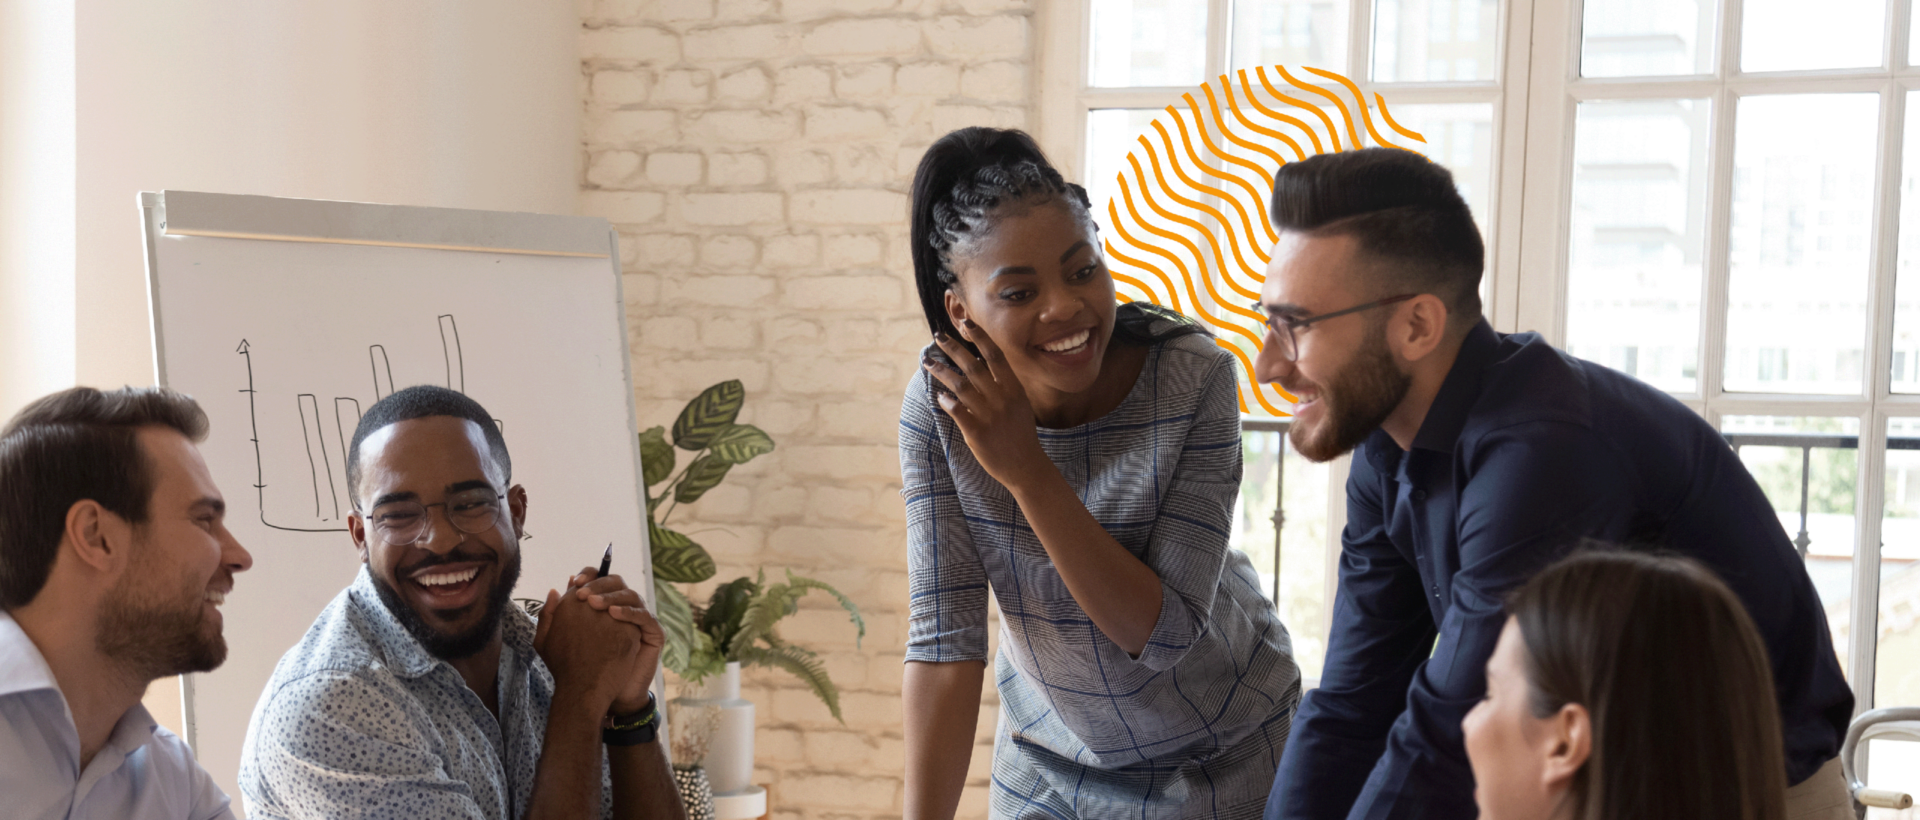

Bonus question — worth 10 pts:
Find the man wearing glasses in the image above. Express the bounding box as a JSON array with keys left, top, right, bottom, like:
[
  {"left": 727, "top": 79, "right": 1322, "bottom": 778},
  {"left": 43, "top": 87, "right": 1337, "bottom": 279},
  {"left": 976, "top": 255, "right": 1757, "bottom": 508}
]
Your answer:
[
  {"left": 238, "top": 386, "right": 685, "bottom": 820},
  {"left": 1256, "top": 149, "right": 1854, "bottom": 820}
]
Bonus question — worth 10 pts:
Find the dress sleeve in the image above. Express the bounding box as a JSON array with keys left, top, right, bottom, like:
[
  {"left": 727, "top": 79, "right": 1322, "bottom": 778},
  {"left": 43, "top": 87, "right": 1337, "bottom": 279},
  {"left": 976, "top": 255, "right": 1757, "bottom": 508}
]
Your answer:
[
  {"left": 900, "top": 365, "right": 991, "bottom": 664},
  {"left": 241, "top": 671, "right": 489, "bottom": 820},
  {"left": 1132, "top": 349, "right": 1244, "bottom": 671}
]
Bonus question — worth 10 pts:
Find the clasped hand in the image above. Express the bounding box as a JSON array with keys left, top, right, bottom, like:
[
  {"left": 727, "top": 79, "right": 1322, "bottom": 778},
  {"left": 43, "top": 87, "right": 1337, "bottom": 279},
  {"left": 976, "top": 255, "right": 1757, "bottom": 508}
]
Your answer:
[
  {"left": 531, "top": 568, "right": 664, "bottom": 716},
  {"left": 925, "top": 320, "right": 1051, "bottom": 491}
]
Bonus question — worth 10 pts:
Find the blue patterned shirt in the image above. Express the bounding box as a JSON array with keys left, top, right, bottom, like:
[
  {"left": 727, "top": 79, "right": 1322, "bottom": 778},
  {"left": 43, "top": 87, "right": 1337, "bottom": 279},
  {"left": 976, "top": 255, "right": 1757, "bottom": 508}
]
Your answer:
[
  {"left": 238, "top": 567, "right": 612, "bottom": 819},
  {"left": 901, "top": 329, "right": 1301, "bottom": 818}
]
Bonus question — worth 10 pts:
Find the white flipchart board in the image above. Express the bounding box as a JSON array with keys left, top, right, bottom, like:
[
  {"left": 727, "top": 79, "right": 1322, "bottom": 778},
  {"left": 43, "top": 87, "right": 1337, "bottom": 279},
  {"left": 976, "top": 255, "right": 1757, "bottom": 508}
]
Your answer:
[{"left": 140, "top": 191, "right": 652, "bottom": 808}]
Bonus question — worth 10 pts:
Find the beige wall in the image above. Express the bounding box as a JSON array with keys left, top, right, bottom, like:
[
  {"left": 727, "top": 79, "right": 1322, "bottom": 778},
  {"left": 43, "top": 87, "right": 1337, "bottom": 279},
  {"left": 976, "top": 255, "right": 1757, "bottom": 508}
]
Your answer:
[
  {"left": 579, "top": 1, "right": 1035, "bottom": 817},
  {"left": 0, "top": 0, "right": 78, "bottom": 422}
]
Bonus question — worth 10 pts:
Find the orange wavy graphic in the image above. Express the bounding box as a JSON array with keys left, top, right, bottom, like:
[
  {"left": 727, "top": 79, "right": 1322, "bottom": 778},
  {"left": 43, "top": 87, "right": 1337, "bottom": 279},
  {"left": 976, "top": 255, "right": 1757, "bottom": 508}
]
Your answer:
[{"left": 1099, "top": 66, "right": 1426, "bottom": 417}]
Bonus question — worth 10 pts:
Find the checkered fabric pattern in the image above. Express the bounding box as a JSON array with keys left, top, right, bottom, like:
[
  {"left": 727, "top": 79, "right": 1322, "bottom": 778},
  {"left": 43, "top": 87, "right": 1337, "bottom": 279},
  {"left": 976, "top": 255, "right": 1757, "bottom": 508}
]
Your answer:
[{"left": 900, "top": 330, "right": 1302, "bottom": 819}]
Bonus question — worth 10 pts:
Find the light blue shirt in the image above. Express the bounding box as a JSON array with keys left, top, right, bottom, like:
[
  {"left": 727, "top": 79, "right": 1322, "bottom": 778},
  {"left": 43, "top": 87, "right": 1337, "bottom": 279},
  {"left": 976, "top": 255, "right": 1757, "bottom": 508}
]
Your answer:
[
  {"left": 0, "top": 610, "right": 234, "bottom": 820},
  {"left": 239, "top": 566, "right": 611, "bottom": 820}
]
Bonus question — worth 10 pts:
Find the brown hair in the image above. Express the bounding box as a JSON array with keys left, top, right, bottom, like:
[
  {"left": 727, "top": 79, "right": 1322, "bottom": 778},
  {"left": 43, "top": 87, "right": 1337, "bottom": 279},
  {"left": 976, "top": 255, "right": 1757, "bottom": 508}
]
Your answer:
[
  {"left": 1509, "top": 549, "right": 1788, "bottom": 820},
  {"left": 1268, "top": 147, "right": 1484, "bottom": 329},
  {"left": 0, "top": 386, "right": 209, "bottom": 609}
]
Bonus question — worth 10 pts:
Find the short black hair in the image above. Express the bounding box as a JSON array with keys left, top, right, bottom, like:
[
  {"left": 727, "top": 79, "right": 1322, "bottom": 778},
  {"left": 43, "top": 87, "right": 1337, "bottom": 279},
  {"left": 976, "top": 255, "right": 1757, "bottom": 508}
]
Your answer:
[
  {"left": 1269, "top": 148, "right": 1484, "bottom": 327},
  {"left": 345, "top": 386, "right": 509, "bottom": 507},
  {"left": 0, "top": 386, "right": 209, "bottom": 609}
]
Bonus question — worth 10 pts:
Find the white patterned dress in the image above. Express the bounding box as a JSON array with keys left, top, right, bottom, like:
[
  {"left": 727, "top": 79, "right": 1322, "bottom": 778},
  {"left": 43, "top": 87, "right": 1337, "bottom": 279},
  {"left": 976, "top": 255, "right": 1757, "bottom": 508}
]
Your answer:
[{"left": 900, "top": 329, "right": 1302, "bottom": 820}]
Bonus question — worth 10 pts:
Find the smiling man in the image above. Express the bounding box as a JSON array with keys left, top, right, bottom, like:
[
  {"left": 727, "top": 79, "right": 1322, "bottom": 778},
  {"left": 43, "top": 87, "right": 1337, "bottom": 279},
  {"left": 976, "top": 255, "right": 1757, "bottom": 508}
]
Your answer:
[
  {"left": 1255, "top": 149, "right": 1855, "bottom": 820},
  {"left": 238, "top": 385, "right": 684, "bottom": 820},
  {"left": 0, "top": 386, "right": 250, "bottom": 819}
]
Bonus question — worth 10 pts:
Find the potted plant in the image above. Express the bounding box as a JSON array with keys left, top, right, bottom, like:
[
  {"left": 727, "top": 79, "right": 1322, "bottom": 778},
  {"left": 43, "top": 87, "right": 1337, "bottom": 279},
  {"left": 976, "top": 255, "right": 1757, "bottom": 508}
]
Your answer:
[{"left": 643, "top": 380, "right": 864, "bottom": 805}]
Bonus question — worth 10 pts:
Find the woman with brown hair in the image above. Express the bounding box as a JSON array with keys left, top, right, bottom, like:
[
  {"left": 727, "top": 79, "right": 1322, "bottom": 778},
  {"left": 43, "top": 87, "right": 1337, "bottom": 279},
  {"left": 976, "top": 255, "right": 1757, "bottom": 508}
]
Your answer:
[{"left": 1462, "top": 549, "right": 1791, "bottom": 820}]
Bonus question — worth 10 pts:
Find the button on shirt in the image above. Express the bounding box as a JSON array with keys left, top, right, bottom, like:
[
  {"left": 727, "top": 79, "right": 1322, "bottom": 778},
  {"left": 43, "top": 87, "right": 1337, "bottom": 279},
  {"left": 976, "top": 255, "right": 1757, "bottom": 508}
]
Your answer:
[
  {"left": 0, "top": 610, "right": 233, "bottom": 820},
  {"left": 239, "top": 567, "right": 612, "bottom": 820},
  {"left": 1266, "top": 320, "right": 1855, "bottom": 820}
]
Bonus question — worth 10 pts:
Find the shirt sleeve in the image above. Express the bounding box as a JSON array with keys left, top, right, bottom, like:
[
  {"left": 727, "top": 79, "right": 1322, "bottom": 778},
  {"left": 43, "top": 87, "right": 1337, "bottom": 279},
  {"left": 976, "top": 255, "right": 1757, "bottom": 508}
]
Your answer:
[
  {"left": 1131, "top": 350, "right": 1245, "bottom": 671},
  {"left": 1346, "top": 421, "right": 1640, "bottom": 820},
  {"left": 900, "top": 365, "right": 991, "bottom": 664},
  {"left": 242, "top": 671, "right": 490, "bottom": 820},
  {"left": 1267, "top": 439, "right": 1439, "bottom": 820}
]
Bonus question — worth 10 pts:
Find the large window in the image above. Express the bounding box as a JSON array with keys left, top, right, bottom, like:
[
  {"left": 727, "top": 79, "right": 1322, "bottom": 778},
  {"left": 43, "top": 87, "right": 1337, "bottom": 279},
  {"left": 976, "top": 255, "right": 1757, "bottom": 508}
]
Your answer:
[{"left": 1040, "top": 0, "right": 1920, "bottom": 781}]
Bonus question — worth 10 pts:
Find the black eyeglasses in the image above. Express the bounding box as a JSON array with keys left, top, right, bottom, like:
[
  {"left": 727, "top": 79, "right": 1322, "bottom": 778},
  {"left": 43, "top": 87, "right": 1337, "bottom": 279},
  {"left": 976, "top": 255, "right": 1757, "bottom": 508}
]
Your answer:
[
  {"left": 1253, "top": 294, "right": 1418, "bottom": 362},
  {"left": 361, "top": 489, "right": 506, "bottom": 546}
]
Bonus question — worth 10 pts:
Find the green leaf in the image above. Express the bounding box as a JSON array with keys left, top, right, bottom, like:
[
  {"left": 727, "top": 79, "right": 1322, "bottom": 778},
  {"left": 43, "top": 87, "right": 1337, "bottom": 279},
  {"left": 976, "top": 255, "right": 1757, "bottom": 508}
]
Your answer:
[
  {"left": 701, "top": 576, "right": 759, "bottom": 655},
  {"left": 674, "top": 455, "right": 733, "bottom": 504},
  {"left": 672, "top": 380, "right": 744, "bottom": 451},
  {"left": 649, "top": 521, "right": 716, "bottom": 583},
  {"left": 639, "top": 426, "right": 675, "bottom": 486},
  {"left": 707, "top": 424, "right": 775, "bottom": 465},
  {"left": 784, "top": 571, "right": 866, "bottom": 648},
  {"left": 654, "top": 579, "right": 698, "bottom": 677},
  {"left": 729, "top": 572, "right": 865, "bottom": 655},
  {"left": 733, "top": 644, "right": 843, "bottom": 723}
]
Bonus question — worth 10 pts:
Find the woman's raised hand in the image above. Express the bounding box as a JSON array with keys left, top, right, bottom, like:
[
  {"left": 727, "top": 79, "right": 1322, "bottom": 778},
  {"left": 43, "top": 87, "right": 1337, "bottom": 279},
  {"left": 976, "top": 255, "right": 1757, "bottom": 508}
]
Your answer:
[{"left": 925, "top": 320, "right": 1053, "bottom": 492}]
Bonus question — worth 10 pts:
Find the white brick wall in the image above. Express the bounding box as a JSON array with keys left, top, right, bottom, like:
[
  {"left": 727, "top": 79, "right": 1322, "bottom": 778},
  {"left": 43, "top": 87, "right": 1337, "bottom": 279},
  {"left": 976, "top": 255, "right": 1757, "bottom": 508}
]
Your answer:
[{"left": 579, "top": 2, "right": 1032, "bottom": 817}]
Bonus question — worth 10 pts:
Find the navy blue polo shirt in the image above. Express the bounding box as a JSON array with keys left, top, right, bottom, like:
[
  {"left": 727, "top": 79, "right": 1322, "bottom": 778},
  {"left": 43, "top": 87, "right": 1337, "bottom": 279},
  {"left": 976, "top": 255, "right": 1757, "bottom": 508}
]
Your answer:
[{"left": 1266, "top": 319, "right": 1853, "bottom": 820}]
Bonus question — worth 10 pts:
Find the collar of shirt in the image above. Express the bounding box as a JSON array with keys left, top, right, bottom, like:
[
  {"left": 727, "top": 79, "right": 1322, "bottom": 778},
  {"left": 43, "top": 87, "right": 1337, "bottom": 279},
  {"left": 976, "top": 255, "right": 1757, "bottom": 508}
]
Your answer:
[
  {"left": 344, "top": 564, "right": 538, "bottom": 680},
  {"left": 0, "top": 609, "right": 165, "bottom": 777},
  {"left": 1364, "top": 318, "right": 1502, "bottom": 472},
  {"left": 0, "top": 609, "right": 60, "bottom": 701}
]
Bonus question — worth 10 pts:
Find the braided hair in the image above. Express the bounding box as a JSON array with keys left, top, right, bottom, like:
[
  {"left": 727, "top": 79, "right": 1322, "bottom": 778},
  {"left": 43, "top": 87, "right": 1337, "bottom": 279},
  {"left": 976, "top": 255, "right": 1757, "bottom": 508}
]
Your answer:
[{"left": 908, "top": 127, "right": 1204, "bottom": 353}]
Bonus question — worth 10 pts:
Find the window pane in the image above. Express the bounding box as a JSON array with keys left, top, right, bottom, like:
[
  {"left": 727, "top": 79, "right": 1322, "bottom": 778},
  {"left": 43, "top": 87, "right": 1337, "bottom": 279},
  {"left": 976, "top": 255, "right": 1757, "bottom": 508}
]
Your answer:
[
  {"left": 1381, "top": 103, "right": 1493, "bottom": 229},
  {"left": 1230, "top": 0, "right": 1350, "bottom": 74},
  {"left": 1578, "top": 0, "right": 1713, "bottom": 78},
  {"left": 1371, "top": 0, "right": 1499, "bottom": 82},
  {"left": 1892, "top": 91, "right": 1920, "bottom": 394},
  {"left": 1864, "top": 740, "right": 1920, "bottom": 820},
  {"left": 1085, "top": 109, "right": 1164, "bottom": 236},
  {"left": 1234, "top": 427, "right": 1334, "bottom": 683},
  {"left": 1565, "top": 100, "right": 1710, "bottom": 393},
  {"left": 1880, "top": 419, "right": 1920, "bottom": 710},
  {"left": 1724, "top": 94, "right": 1877, "bottom": 395},
  {"left": 1724, "top": 415, "right": 1861, "bottom": 681},
  {"left": 1741, "top": 0, "right": 1884, "bottom": 72},
  {"left": 1091, "top": 0, "right": 1211, "bottom": 88}
]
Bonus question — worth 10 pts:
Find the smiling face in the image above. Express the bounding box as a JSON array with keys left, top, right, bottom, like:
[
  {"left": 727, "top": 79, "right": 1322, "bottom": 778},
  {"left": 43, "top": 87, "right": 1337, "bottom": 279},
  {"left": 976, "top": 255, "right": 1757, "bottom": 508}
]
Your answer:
[
  {"left": 1255, "top": 231, "right": 1412, "bottom": 462},
  {"left": 1463, "top": 619, "right": 1569, "bottom": 820},
  {"left": 348, "top": 416, "right": 525, "bottom": 660},
  {"left": 942, "top": 198, "right": 1118, "bottom": 410},
  {"left": 94, "top": 426, "right": 252, "bottom": 677}
]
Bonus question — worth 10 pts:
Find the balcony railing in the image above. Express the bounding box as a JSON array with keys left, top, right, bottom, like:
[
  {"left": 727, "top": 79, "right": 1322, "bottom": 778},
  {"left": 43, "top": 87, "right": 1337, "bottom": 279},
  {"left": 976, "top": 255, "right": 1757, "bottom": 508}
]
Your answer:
[{"left": 1723, "top": 433, "right": 1920, "bottom": 558}]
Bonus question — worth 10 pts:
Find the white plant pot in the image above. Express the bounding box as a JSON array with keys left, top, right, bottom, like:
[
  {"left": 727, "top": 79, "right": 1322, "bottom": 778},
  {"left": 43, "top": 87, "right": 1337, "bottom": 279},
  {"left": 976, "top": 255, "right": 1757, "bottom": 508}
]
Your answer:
[{"left": 674, "top": 661, "right": 755, "bottom": 798}]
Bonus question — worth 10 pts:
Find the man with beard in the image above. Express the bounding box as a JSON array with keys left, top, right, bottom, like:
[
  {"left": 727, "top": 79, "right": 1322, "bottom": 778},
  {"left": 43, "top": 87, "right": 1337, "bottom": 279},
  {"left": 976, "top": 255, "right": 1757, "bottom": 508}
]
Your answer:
[
  {"left": 238, "top": 385, "right": 684, "bottom": 820},
  {"left": 1255, "top": 149, "right": 1854, "bottom": 820},
  {"left": 0, "top": 386, "right": 251, "bottom": 819}
]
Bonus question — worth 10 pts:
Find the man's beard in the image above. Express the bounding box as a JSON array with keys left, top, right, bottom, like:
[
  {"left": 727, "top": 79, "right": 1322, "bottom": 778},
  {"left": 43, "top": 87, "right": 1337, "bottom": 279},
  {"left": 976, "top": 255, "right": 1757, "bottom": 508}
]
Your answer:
[
  {"left": 96, "top": 536, "right": 226, "bottom": 679},
  {"left": 370, "top": 547, "right": 521, "bottom": 661},
  {"left": 1289, "top": 327, "right": 1412, "bottom": 463}
]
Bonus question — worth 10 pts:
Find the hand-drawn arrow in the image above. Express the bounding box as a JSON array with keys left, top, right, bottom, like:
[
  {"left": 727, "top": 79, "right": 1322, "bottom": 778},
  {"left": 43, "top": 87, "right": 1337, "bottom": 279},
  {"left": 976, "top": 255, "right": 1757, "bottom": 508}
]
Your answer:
[{"left": 238, "top": 339, "right": 348, "bottom": 534}]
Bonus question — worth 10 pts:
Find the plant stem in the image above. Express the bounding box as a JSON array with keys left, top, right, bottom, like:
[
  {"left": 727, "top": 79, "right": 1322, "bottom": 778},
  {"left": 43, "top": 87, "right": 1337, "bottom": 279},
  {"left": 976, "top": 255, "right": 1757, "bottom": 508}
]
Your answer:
[{"left": 659, "top": 447, "right": 708, "bottom": 524}]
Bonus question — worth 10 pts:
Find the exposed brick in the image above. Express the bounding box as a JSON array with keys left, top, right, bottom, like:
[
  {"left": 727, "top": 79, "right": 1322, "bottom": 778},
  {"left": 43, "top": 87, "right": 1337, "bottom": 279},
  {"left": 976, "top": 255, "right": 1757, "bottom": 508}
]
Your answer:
[
  {"left": 834, "top": 63, "right": 894, "bottom": 99},
  {"left": 776, "top": 444, "right": 901, "bottom": 481},
  {"left": 655, "top": 69, "right": 712, "bottom": 104},
  {"left": 646, "top": 152, "right": 704, "bottom": 185},
  {"left": 930, "top": 103, "right": 1024, "bottom": 135},
  {"left": 761, "top": 234, "right": 820, "bottom": 268},
  {"left": 586, "top": 150, "right": 643, "bottom": 188},
  {"left": 632, "top": 232, "right": 696, "bottom": 267},
  {"left": 660, "top": 274, "right": 777, "bottom": 305},
  {"left": 790, "top": 189, "right": 907, "bottom": 226},
  {"left": 775, "top": 149, "right": 832, "bottom": 186},
  {"left": 784, "top": 274, "right": 903, "bottom": 311},
  {"left": 773, "top": 64, "right": 833, "bottom": 104},
  {"left": 714, "top": 0, "right": 775, "bottom": 20},
  {"left": 715, "top": 66, "right": 771, "bottom": 101},
  {"left": 957, "top": 0, "right": 1031, "bottom": 11},
  {"left": 700, "top": 234, "right": 759, "bottom": 267},
  {"left": 708, "top": 152, "right": 769, "bottom": 186},
  {"left": 925, "top": 15, "right": 1027, "bottom": 59},
  {"left": 683, "top": 23, "right": 796, "bottom": 61},
  {"left": 580, "top": 25, "right": 680, "bottom": 62},
  {"left": 685, "top": 109, "right": 800, "bottom": 143},
  {"left": 656, "top": 0, "right": 715, "bottom": 21},
  {"left": 803, "top": 18, "right": 921, "bottom": 57},
  {"left": 823, "top": 234, "right": 883, "bottom": 267},
  {"left": 678, "top": 191, "right": 784, "bottom": 225},
  {"left": 580, "top": 190, "right": 666, "bottom": 224},
  {"left": 895, "top": 61, "right": 960, "bottom": 96},
  {"left": 699, "top": 313, "right": 761, "bottom": 349},
  {"left": 590, "top": 109, "right": 678, "bottom": 144},
  {"left": 784, "top": 0, "right": 897, "bottom": 19},
  {"left": 778, "top": 772, "right": 897, "bottom": 812},
  {"left": 804, "top": 106, "right": 890, "bottom": 140},
  {"left": 960, "top": 60, "right": 1025, "bottom": 102},
  {"left": 590, "top": 70, "right": 651, "bottom": 106},
  {"left": 774, "top": 357, "right": 901, "bottom": 395}
]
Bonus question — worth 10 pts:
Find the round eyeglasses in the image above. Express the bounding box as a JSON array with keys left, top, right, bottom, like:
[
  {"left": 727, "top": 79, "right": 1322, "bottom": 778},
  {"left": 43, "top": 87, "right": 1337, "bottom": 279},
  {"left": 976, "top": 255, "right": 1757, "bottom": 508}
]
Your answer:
[
  {"left": 363, "top": 489, "right": 506, "bottom": 546},
  {"left": 1254, "top": 294, "right": 1418, "bottom": 362}
]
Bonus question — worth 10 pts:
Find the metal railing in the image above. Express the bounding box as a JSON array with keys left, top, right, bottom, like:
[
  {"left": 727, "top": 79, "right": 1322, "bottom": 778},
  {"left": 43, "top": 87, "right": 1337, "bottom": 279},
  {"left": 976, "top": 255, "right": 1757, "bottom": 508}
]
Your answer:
[
  {"left": 1723, "top": 433, "right": 1920, "bottom": 559},
  {"left": 1244, "top": 418, "right": 1291, "bottom": 603}
]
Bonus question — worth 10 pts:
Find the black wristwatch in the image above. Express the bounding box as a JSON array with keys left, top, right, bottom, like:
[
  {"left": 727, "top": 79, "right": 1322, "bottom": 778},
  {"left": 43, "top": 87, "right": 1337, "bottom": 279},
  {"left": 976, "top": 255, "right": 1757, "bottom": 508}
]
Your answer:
[{"left": 602, "top": 695, "right": 658, "bottom": 746}]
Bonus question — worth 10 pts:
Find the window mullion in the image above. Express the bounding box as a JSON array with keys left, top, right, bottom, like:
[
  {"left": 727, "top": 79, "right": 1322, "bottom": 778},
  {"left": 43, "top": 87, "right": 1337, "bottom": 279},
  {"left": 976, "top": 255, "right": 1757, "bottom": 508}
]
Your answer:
[
  {"left": 1205, "top": 0, "right": 1231, "bottom": 80},
  {"left": 1855, "top": 409, "right": 1890, "bottom": 712},
  {"left": 1699, "top": 83, "right": 1737, "bottom": 415},
  {"left": 1352, "top": 0, "right": 1374, "bottom": 83}
]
